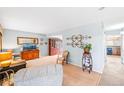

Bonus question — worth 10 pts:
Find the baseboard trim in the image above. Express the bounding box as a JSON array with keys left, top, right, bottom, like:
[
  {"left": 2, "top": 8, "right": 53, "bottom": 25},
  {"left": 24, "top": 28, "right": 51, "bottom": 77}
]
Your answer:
[{"left": 68, "top": 62, "right": 103, "bottom": 74}]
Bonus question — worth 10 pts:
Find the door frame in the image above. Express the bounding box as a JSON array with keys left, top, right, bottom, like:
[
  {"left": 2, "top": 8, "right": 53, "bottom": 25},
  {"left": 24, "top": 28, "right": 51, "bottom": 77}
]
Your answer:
[
  {"left": 0, "top": 32, "right": 2, "bottom": 52},
  {"left": 120, "top": 32, "right": 124, "bottom": 64},
  {"left": 104, "top": 31, "right": 122, "bottom": 64},
  {"left": 104, "top": 32, "right": 107, "bottom": 64}
]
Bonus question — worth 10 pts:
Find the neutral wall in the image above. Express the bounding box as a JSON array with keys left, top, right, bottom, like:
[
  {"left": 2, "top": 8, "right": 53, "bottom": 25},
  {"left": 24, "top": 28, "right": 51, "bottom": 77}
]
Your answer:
[
  {"left": 104, "top": 30, "right": 121, "bottom": 35},
  {"left": 3, "top": 29, "right": 48, "bottom": 56},
  {"left": 48, "top": 23, "right": 105, "bottom": 73}
]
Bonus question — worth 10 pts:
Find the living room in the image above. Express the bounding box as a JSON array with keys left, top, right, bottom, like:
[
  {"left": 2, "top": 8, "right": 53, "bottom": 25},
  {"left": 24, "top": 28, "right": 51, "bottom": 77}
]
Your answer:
[{"left": 1, "top": 7, "right": 124, "bottom": 88}]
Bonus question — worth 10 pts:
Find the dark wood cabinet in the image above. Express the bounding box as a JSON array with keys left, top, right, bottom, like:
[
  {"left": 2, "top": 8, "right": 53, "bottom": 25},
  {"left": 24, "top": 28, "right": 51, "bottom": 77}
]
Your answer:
[
  {"left": 49, "top": 38, "right": 62, "bottom": 56},
  {"left": 21, "top": 49, "right": 39, "bottom": 60}
]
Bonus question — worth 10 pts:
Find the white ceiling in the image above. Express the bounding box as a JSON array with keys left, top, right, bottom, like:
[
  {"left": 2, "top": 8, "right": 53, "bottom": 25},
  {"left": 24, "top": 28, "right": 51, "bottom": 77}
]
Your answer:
[{"left": 0, "top": 7, "right": 124, "bottom": 34}]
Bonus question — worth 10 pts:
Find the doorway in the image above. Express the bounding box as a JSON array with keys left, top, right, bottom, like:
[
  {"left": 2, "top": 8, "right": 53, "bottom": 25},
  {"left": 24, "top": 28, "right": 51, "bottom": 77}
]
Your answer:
[
  {"left": 105, "top": 34, "right": 121, "bottom": 63},
  {"left": 99, "top": 33, "right": 124, "bottom": 85},
  {"left": 48, "top": 35, "right": 63, "bottom": 56}
]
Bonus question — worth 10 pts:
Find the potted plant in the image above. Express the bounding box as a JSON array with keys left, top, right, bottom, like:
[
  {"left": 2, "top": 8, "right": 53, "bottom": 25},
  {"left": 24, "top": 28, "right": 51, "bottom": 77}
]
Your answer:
[{"left": 81, "top": 43, "right": 92, "bottom": 54}]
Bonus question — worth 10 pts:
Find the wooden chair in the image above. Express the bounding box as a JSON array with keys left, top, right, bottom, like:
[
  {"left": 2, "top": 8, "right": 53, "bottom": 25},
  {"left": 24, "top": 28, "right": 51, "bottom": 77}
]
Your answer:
[{"left": 57, "top": 50, "right": 69, "bottom": 65}]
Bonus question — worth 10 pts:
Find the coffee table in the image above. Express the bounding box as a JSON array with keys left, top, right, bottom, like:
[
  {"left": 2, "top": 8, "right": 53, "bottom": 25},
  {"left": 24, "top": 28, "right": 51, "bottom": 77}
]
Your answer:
[
  {"left": 0, "top": 59, "right": 26, "bottom": 86},
  {"left": 0, "top": 59, "right": 26, "bottom": 73}
]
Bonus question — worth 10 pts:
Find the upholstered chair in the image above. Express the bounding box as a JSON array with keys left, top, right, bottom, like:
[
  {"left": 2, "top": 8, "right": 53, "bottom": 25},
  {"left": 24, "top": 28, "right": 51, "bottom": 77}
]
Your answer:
[
  {"left": 57, "top": 50, "right": 69, "bottom": 65},
  {"left": 0, "top": 52, "right": 12, "bottom": 67}
]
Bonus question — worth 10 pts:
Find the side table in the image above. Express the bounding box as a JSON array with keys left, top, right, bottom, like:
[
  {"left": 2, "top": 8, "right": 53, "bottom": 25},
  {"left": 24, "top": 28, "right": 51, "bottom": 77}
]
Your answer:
[
  {"left": 0, "top": 59, "right": 26, "bottom": 73},
  {"left": 0, "top": 59, "right": 26, "bottom": 86},
  {"left": 0, "top": 69, "right": 14, "bottom": 86},
  {"left": 82, "top": 53, "right": 93, "bottom": 73}
]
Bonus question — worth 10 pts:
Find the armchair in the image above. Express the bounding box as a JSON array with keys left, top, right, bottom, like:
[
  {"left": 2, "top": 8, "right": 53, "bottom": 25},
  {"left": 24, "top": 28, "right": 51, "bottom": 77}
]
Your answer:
[
  {"left": 57, "top": 50, "right": 69, "bottom": 65},
  {"left": 0, "top": 52, "right": 12, "bottom": 67}
]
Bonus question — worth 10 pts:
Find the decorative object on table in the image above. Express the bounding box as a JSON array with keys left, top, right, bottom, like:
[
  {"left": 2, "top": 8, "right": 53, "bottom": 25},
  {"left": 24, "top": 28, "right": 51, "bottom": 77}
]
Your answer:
[
  {"left": 66, "top": 34, "right": 91, "bottom": 48},
  {"left": 12, "top": 53, "right": 21, "bottom": 60},
  {"left": 57, "top": 50, "right": 69, "bottom": 65},
  {"left": 81, "top": 43, "right": 92, "bottom": 54},
  {"left": 81, "top": 43, "right": 92, "bottom": 73}
]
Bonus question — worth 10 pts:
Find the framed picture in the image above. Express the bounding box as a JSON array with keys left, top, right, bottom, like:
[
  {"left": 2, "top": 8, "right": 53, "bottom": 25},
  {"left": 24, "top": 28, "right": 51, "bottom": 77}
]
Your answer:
[{"left": 17, "top": 37, "right": 39, "bottom": 45}]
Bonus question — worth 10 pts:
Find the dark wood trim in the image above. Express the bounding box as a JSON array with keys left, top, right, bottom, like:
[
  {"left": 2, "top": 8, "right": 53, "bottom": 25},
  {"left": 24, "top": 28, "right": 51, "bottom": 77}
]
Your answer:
[
  {"left": 0, "top": 32, "right": 2, "bottom": 52},
  {"left": 17, "top": 37, "right": 39, "bottom": 45},
  {"left": 49, "top": 39, "right": 51, "bottom": 55}
]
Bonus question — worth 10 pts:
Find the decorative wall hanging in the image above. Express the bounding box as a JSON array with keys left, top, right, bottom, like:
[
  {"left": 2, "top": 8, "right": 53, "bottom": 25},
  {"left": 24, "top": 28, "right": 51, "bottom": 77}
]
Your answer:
[
  {"left": 39, "top": 38, "right": 48, "bottom": 45},
  {"left": 17, "top": 37, "right": 39, "bottom": 45},
  {"left": 39, "top": 38, "right": 44, "bottom": 45},
  {"left": 40, "top": 42, "right": 44, "bottom": 45},
  {"left": 66, "top": 34, "right": 91, "bottom": 48},
  {"left": 44, "top": 42, "right": 48, "bottom": 45}
]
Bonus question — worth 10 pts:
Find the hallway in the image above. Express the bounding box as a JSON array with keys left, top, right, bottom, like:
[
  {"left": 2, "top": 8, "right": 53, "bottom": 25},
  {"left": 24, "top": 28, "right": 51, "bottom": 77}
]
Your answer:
[{"left": 99, "top": 55, "right": 124, "bottom": 85}]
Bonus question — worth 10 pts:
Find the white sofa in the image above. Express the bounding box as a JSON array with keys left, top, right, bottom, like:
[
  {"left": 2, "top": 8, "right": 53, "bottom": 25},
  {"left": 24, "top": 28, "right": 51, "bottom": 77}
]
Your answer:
[{"left": 14, "top": 64, "right": 63, "bottom": 86}]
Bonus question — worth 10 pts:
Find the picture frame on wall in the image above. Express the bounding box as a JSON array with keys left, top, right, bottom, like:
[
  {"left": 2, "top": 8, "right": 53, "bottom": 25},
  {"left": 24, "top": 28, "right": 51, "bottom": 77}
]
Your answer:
[{"left": 17, "top": 37, "right": 39, "bottom": 45}]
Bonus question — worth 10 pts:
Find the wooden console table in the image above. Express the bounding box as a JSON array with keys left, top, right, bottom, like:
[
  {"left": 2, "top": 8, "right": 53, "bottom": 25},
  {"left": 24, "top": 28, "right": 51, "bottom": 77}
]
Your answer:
[{"left": 21, "top": 49, "right": 39, "bottom": 60}]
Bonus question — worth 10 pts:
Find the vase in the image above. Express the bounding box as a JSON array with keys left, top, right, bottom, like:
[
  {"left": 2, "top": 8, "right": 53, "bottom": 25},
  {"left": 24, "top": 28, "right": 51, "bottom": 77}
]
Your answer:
[{"left": 84, "top": 48, "right": 90, "bottom": 54}]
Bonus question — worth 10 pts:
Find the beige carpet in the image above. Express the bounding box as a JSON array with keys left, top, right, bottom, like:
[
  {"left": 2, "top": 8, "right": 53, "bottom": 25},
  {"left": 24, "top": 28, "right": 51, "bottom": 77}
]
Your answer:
[
  {"left": 99, "top": 55, "right": 124, "bottom": 86},
  {"left": 63, "top": 64, "right": 101, "bottom": 86}
]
